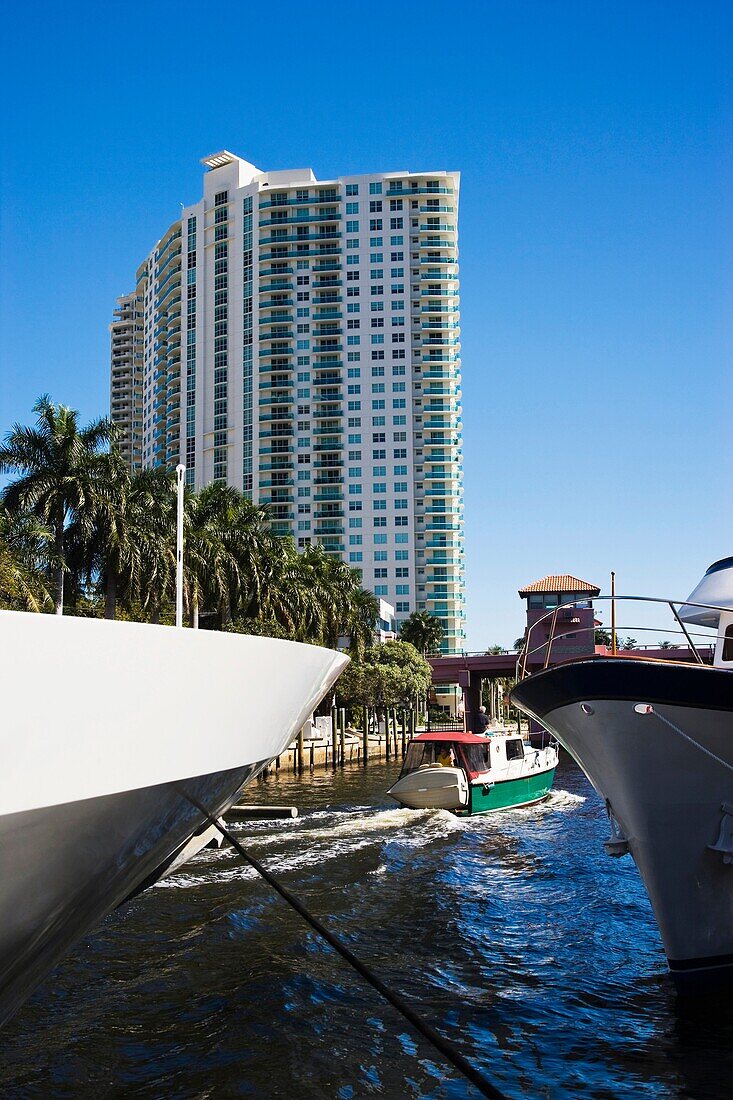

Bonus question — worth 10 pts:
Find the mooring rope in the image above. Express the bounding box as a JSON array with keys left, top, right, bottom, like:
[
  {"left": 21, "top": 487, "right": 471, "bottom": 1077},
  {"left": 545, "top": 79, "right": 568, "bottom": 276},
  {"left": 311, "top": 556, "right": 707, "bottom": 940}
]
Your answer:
[
  {"left": 178, "top": 787, "right": 508, "bottom": 1100},
  {"left": 646, "top": 707, "right": 733, "bottom": 775}
]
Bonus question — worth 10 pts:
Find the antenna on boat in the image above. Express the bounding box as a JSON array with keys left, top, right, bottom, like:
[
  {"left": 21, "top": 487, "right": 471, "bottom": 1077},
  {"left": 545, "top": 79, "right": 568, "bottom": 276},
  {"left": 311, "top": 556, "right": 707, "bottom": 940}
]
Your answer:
[
  {"left": 611, "top": 570, "right": 617, "bottom": 655},
  {"left": 176, "top": 465, "right": 185, "bottom": 628}
]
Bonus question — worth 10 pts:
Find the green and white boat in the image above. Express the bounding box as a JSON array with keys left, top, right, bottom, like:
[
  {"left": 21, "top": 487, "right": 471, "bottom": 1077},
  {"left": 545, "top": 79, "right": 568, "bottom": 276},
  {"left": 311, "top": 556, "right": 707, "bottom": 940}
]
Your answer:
[{"left": 388, "top": 731, "right": 558, "bottom": 816}]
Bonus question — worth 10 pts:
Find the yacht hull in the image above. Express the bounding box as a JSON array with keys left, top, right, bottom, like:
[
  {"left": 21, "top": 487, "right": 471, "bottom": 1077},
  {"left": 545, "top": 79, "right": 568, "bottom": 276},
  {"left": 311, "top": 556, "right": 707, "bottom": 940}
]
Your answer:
[
  {"left": 512, "top": 658, "right": 733, "bottom": 988},
  {"left": 0, "top": 610, "right": 348, "bottom": 1025}
]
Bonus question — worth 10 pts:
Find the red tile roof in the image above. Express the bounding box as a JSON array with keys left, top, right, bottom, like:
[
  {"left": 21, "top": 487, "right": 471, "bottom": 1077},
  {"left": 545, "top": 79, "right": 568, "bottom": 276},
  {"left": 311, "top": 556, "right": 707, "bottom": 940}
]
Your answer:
[{"left": 518, "top": 574, "right": 600, "bottom": 596}]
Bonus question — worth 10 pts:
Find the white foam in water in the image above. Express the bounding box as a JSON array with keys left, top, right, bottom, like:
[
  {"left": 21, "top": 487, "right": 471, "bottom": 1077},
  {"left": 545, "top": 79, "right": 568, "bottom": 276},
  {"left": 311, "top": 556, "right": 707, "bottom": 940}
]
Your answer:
[{"left": 154, "top": 791, "right": 586, "bottom": 890}]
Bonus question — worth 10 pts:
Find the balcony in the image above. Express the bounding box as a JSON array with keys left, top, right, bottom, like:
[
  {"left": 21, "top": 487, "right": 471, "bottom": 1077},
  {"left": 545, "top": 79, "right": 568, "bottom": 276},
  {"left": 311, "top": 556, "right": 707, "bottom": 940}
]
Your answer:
[
  {"left": 259, "top": 230, "right": 342, "bottom": 245},
  {"left": 313, "top": 490, "right": 344, "bottom": 501},
  {"left": 259, "top": 193, "right": 341, "bottom": 209},
  {"left": 385, "top": 185, "right": 454, "bottom": 196},
  {"left": 312, "top": 373, "right": 342, "bottom": 387},
  {"left": 259, "top": 212, "right": 342, "bottom": 227}
]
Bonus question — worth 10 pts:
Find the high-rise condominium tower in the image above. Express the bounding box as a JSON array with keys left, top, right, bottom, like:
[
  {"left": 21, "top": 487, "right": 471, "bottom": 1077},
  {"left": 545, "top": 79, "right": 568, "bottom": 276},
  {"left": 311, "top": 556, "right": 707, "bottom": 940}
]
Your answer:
[{"left": 110, "top": 152, "right": 464, "bottom": 652}]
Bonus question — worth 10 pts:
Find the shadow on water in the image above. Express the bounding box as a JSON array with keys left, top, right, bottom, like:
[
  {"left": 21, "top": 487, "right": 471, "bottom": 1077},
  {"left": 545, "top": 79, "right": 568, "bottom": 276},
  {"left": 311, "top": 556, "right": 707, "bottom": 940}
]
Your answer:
[{"left": 3, "top": 757, "right": 733, "bottom": 1097}]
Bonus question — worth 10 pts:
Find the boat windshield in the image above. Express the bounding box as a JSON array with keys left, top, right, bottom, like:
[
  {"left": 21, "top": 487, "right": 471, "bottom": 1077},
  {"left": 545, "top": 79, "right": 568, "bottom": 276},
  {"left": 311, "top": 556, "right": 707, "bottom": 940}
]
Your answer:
[
  {"left": 399, "top": 741, "right": 492, "bottom": 779},
  {"left": 400, "top": 741, "right": 455, "bottom": 776}
]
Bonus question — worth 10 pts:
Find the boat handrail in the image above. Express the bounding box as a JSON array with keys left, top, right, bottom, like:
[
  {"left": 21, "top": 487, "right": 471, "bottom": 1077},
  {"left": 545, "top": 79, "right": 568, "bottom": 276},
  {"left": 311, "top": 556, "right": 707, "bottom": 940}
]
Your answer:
[{"left": 516, "top": 594, "right": 727, "bottom": 681}]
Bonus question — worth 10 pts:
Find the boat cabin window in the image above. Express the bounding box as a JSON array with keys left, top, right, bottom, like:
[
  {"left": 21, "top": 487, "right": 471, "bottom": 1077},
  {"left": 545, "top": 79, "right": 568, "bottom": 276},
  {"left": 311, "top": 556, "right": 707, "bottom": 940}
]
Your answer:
[
  {"left": 505, "top": 739, "right": 525, "bottom": 761},
  {"left": 462, "top": 744, "right": 492, "bottom": 773},
  {"left": 401, "top": 741, "right": 456, "bottom": 775},
  {"left": 723, "top": 625, "right": 733, "bottom": 662}
]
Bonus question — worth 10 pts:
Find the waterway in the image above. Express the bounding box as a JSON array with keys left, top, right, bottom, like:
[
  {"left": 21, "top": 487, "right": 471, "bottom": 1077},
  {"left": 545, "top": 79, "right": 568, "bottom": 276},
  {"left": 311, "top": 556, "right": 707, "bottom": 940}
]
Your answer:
[{"left": 3, "top": 756, "right": 733, "bottom": 1098}]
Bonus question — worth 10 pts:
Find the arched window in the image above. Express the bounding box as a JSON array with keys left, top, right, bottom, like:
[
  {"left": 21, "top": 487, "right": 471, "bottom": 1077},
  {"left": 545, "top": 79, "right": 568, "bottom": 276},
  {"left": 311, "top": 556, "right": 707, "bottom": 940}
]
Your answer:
[{"left": 722, "top": 625, "right": 733, "bottom": 662}]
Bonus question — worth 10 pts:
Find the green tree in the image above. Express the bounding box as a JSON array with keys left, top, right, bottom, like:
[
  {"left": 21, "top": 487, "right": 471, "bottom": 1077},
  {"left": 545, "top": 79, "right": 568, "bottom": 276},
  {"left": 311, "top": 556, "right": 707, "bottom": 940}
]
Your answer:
[
  {"left": 399, "top": 610, "right": 444, "bottom": 655},
  {"left": 0, "top": 503, "right": 52, "bottom": 612},
  {"left": 0, "top": 396, "right": 113, "bottom": 614},
  {"left": 337, "top": 640, "right": 432, "bottom": 710}
]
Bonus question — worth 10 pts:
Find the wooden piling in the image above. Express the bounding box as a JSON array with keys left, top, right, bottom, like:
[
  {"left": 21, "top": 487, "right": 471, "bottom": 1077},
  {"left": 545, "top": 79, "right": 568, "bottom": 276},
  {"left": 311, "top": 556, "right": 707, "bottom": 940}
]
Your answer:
[
  {"left": 339, "top": 708, "right": 346, "bottom": 768},
  {"left": 297, "top": 727, "right": 304, "bottom": 774},
  {"left": 362, "top": 705, "right": 369, "bottom": 766},
  {"left": 331, "top": 706, "right": 338, "bottom": 771},
  {"left": 385, "top": 709, "right": 391, "bottom": 761}
]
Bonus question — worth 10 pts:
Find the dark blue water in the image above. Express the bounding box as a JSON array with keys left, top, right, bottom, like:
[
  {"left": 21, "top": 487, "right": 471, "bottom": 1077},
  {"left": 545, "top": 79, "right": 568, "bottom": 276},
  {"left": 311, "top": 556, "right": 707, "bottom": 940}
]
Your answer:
[{"left": 3, "top": 757, "right": 733, "bottom": 1098}]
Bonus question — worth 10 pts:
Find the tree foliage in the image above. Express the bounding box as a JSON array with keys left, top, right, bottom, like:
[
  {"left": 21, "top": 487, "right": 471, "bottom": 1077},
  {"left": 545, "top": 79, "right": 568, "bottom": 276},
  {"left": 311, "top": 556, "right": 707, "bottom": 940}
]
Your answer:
[
  {"left": 398, "top": 610, "right": 444, "bottom": 655},
  {"left": 337, "top": 640, "right": 431, "bottom": 709},
  {"left": 0, "top": 398, "right": 381, "bottom": 654}
]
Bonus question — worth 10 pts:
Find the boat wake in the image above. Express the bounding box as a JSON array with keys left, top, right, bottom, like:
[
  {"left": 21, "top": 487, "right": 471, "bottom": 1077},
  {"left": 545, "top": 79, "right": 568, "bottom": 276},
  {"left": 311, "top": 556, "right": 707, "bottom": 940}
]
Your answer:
[{"left": 153, "top": 791, "right": 583, "bottom": 891}]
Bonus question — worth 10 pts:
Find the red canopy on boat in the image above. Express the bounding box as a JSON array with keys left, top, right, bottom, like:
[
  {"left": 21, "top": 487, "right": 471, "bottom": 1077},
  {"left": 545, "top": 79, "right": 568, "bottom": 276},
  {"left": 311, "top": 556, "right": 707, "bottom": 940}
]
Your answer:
[{"left": 411, "top": 732, "right": 491, "bottom": 744}]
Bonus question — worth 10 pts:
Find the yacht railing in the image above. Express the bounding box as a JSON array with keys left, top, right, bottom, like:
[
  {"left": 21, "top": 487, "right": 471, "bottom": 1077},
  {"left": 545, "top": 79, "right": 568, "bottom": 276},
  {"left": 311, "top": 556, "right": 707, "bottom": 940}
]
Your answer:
[{"left": 516, "top": 595, "right": 728, "bottom": 681}]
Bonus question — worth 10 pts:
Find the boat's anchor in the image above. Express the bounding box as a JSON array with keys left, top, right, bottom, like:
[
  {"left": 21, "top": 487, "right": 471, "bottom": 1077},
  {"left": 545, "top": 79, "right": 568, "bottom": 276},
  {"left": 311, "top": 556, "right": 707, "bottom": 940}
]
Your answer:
[
  {"left": 603, "top": 801, "right": 630, "bottom": 858},
  {"left": 708, "top": 802, "right": 733, "bottom": 865}
]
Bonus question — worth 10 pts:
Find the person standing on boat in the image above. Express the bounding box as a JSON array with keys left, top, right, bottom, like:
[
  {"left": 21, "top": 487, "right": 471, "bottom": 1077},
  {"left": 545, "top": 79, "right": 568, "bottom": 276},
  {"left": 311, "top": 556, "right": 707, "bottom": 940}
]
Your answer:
[{"left": 475, "top": 706, "right": 490, "bottom": 735}]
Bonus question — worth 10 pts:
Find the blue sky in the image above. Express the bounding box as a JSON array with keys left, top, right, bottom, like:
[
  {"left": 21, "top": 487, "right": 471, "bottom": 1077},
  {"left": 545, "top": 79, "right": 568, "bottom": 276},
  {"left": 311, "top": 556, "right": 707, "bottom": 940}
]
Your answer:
[{"left": 1, "top": 1, "right": 730, "bottom": 648}]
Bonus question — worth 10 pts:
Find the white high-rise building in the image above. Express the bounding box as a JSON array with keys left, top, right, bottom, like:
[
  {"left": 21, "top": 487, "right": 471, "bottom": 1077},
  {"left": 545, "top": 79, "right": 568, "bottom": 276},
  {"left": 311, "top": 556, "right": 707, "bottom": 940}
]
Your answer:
[{"left": 111, "top": 152, "right": 465, "bottom": 652}]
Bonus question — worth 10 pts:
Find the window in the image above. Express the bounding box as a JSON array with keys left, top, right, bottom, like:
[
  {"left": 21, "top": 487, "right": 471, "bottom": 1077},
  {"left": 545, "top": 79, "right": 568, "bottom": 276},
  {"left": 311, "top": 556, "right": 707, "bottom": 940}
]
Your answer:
[
  {"left": 348, "top": 466, "right": 362, "bottom": 477},
  {"left": 373, "top": 465, "right": 386, "bottom": 476},
  {"left": 374, "top": 585, "right": 388, "bottom": 596},
  {"left": 369, "top": 182, "right": 383, "bottom": 194},
  {"left": 349, "top": 534, "right": 363, "bottom": 545},
  {"left": 349, "top": 517, "right": 363, "bottom": 528},
  {"left": 346, "top": 202, "right": 359, "bottom": 214},
  {"left": 395, "top": 516, "right": 408, "bottom": 526},
  {"left": 374, "top": 568, "right": 388, "bottom": 579},
  {"left": 369, "top": 219, "right": 383, "bottom": 231},
  {"left": 396, "top": 601, "right": 410, "bottom": 613},
  {"left": 390, "top": 236, "right": 404, "bottom": 246},
  {"left": 349, "top": 501, "right": 363, "bottom": 511},
  {"left": 374, "top": 499, "right": 387, "bottom": 510},
  {"left": 396, "top": 584, "right": 410, "bottom": 595},
  {"left": 346, "top": 183, "right": 359, "bottom": 196},
  {"left": 349, "top": 552, "right": 363, "bottom": 562},
  {"left": 373, "top": 482, "right": 387, "bottom": 493},
  {"left": 346, "top": 220, "right": 359, "bottom": 233},
  {"left": 723, "top": 625, "right": 733, "bottom": 662},
  {"left": 374, "top": 516, "right": 387, "bottom": 527}
]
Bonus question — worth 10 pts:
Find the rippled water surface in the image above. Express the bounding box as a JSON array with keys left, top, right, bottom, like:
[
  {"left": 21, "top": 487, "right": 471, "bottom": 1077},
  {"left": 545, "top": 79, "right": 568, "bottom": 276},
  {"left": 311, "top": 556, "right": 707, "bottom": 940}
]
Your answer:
[{"left": 4, "top": 756, "right": 733, "bottom": 1098}]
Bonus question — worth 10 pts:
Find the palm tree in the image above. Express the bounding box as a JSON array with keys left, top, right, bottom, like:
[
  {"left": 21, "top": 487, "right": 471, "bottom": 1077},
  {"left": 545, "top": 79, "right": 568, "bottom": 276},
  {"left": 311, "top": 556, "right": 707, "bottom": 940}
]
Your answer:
[
  {"left": 0, "top": 396, "right": 113, "bottom": 614},
  {"left": 399, "top": 610, "right": 444, "bottom": 656},
  {"left": 183, "top": 482, "right": 259, "bottom": 628},
  {"left": 0, "top": 503, "right": 52, "bottom": 612}
]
